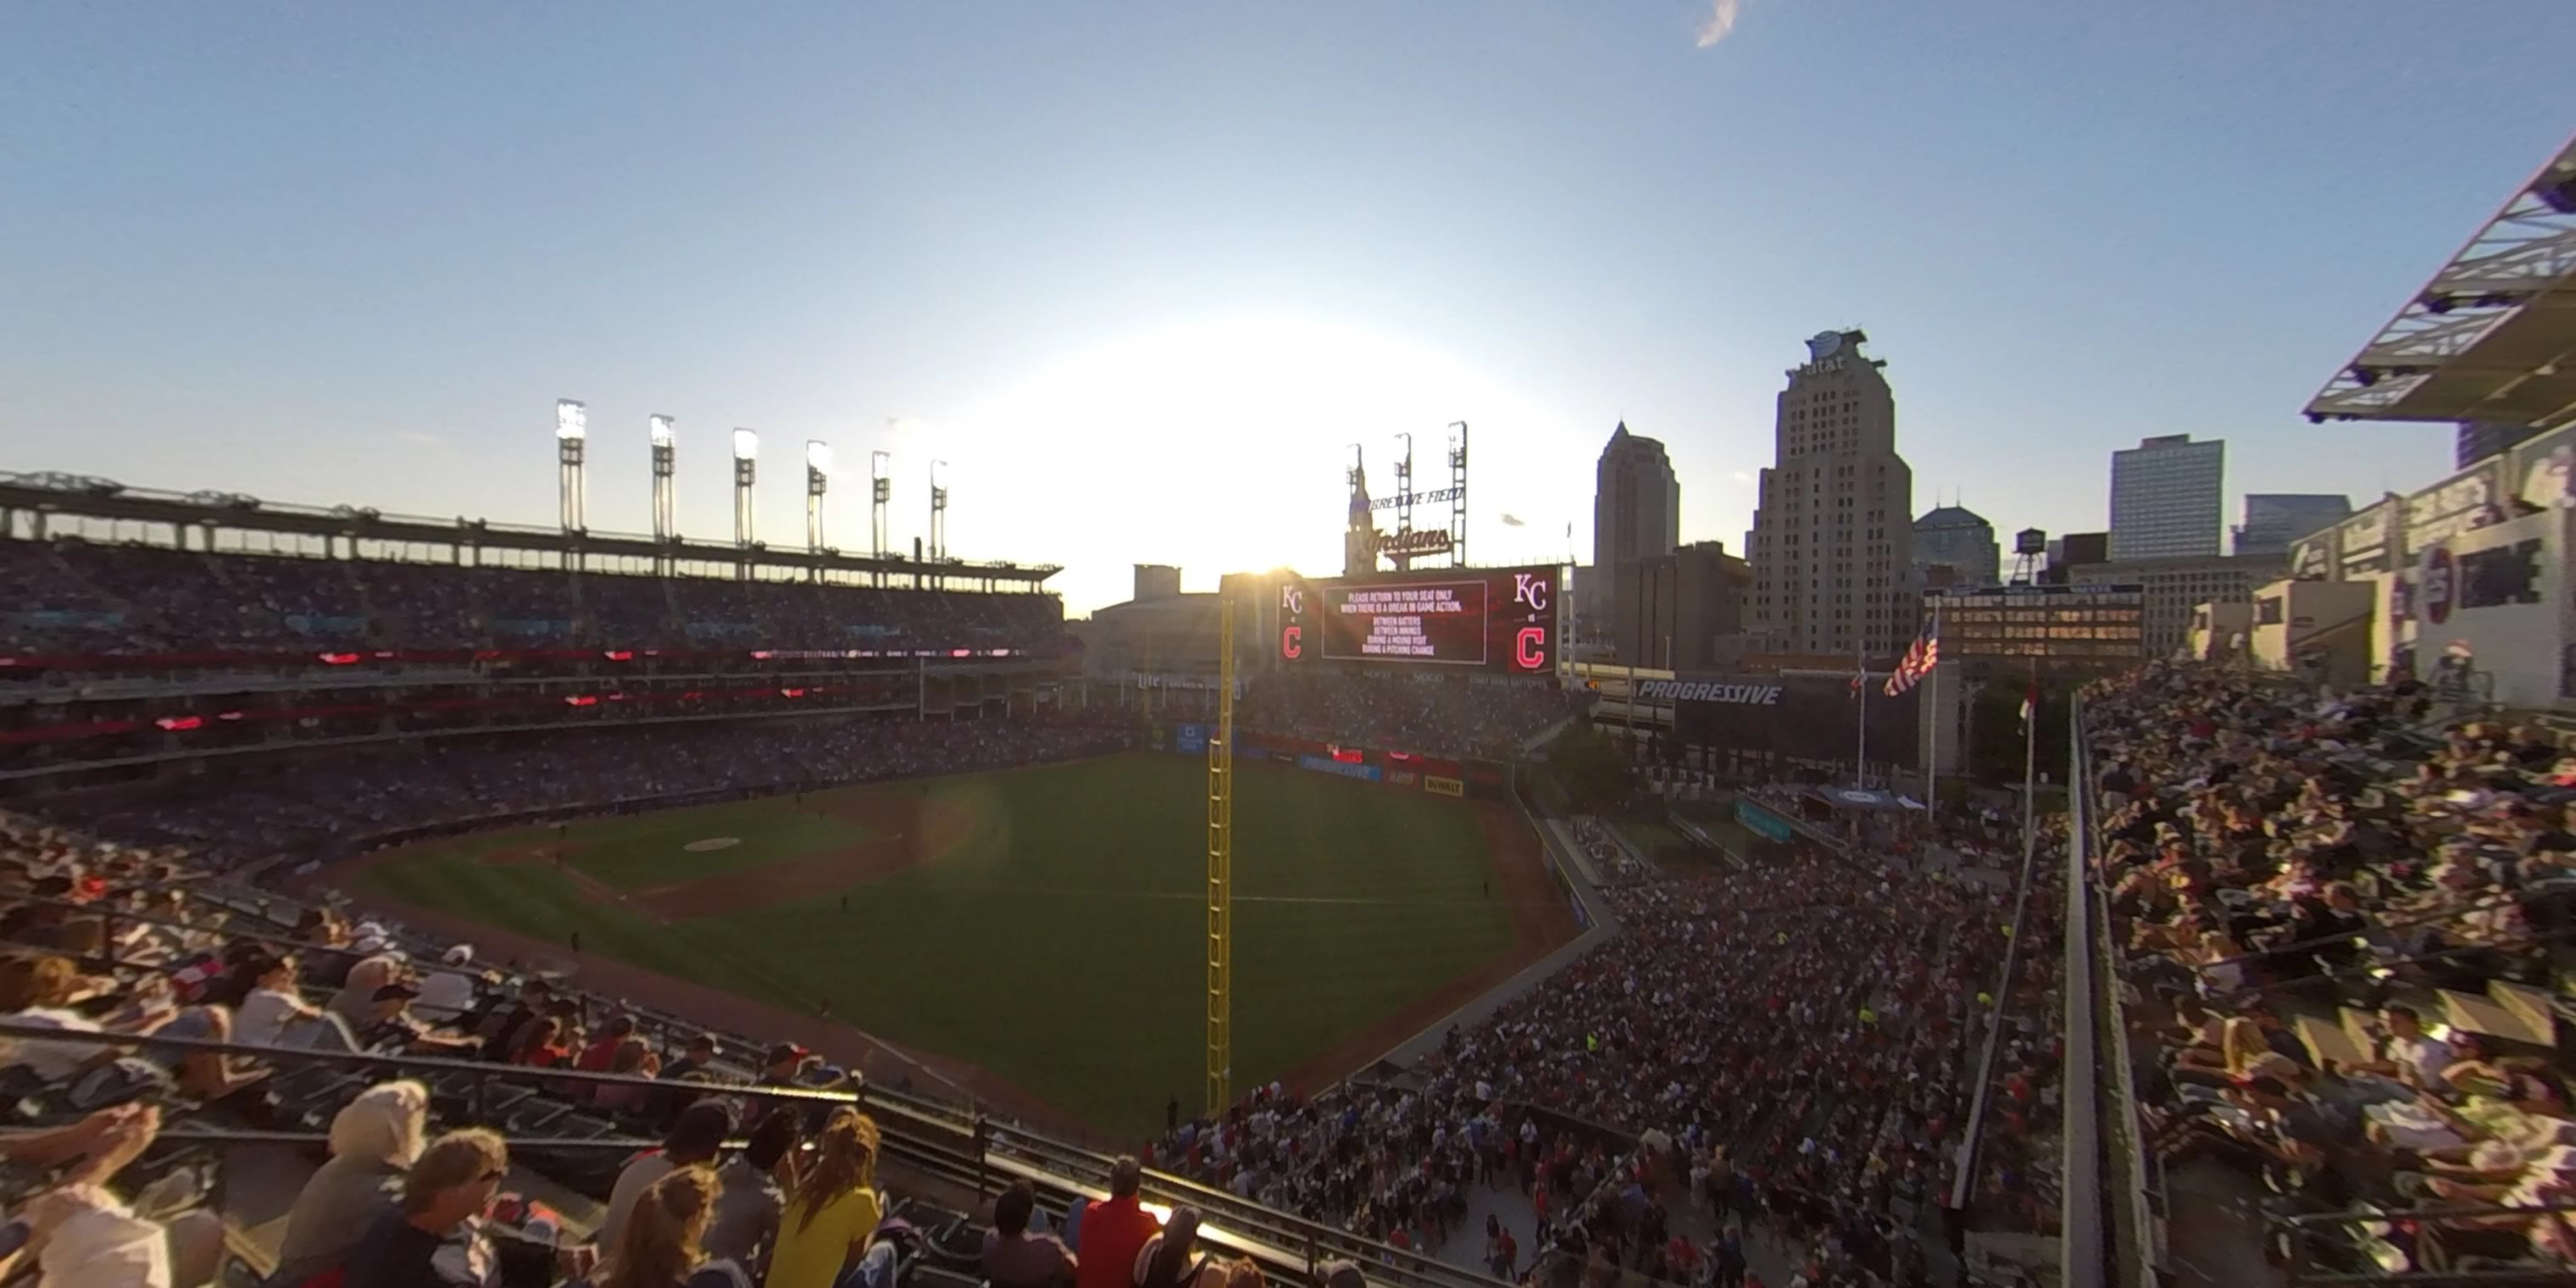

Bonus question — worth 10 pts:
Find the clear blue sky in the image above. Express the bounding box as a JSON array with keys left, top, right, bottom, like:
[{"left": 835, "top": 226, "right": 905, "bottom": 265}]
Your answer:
[{"left": 4, "top": 3, "right": 2569, "bottom": 615}]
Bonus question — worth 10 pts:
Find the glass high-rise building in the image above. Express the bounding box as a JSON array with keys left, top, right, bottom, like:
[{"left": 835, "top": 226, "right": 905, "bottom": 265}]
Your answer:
[
  {"left": 1593, "top": 423, "right": 1680, "bottom": 569},
  {"left": 2108, "top": 434, "right": 2224, "bottom": 560}
]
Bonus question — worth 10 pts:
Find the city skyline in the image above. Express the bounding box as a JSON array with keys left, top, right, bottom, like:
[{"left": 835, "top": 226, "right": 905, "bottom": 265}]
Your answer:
[{"left": 5, "top": 4, "right": 2569, "bottom": 615}]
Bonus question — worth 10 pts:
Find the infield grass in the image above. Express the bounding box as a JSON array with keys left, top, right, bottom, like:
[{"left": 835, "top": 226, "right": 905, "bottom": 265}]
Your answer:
[{"left": 353, "top": 753, "right": 1513, "bottom": 1136}]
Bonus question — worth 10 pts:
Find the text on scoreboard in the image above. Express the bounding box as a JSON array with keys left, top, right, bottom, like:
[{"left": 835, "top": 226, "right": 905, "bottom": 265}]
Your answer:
[{"left": 1327, "top": 580, "right": 1488, "bottom": 662}]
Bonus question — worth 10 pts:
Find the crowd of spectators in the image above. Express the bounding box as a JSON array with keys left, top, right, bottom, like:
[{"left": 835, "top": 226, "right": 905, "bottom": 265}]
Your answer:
[
  {"left": 1, "top": 791, "right": 1328, "bottom": 1288},
  {"left": 0, "top": 538, "right": 1065, "bottom": 658},
  {"left": 1160, "top": 850, "right": 2006, "bottom": 1288},
  {"left": 0, "top": 807, "right": 963, "bottom": 1288},
  {"left": 2087, "top": 663, "right": 2576, "bottom": 1274},
  {"left": 1238, "top": 674, "right": 1581, "bottom": 761},
  {"left": 1568, "top": 820, "right": 1647, "bottom": 886},
  {"left": 22, "top": 719, "right": 1130, "bottom": 874}
]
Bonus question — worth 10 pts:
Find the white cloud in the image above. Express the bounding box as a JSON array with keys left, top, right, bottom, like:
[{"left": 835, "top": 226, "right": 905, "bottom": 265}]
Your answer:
[
  {"left": 1501, "top": 513, "right": 1527, "bottom": 527},
  {"left": 1729, "top": 469, "right": 1755, "bottom": 484},
  {"left": 391, "top": 430, "right": 441, "bottom": 446},
  {"left": 1695, "top": 0, "right": 1745, "bottom": 47}
]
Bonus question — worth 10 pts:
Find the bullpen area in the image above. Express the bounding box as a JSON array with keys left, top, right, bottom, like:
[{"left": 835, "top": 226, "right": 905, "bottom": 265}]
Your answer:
[{"left": 335, "top": 752, "right": 1573, "bottom": 1136}]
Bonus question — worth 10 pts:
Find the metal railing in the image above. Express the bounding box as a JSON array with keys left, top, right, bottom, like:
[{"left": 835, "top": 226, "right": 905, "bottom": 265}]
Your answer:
[
  {"left": 0, "top": 977, "right": 1508, "bottom": 1288},
  {"left": 2273, "top": 1200, "right": 2576, "bottom": 1286},
  {"left": 1946, "top": 758, "right": 2057, "bottom": 1218},
  {"left": 2066, "top": 698, "right": 2165, "bottom": 1288}
]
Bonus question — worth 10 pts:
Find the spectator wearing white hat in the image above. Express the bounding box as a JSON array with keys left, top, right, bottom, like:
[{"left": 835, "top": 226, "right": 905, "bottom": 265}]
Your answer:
[{"left": 411, "top": 946, "right": 478, "bottom": 1025}]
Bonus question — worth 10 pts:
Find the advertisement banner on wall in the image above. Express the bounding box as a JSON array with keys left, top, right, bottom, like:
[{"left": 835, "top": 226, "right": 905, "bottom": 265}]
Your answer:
[
  {"left": 1735, "top": 797, "right": 1796, "bottom": 844},
  {"left": 1235, "top": 731, "right": 1508, "bottom": 800},
  {"left": 1297, "top": 755, "right": 1382, "bottom": 783},
  {"left": 1648, "top": 674, "right": 1920, "bottom": 769},
  {"left": 1174, "top": 723, "right": 1209, "bottom": 754}
]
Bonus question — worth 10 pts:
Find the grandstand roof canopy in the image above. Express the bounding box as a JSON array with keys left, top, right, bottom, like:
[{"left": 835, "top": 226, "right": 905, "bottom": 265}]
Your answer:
[
  {"left": 2306, "top": 132, "right": 2576, "bottom": 430},
  {"left": 0, "top": 474, "right": 1062, "bottom": 588}
]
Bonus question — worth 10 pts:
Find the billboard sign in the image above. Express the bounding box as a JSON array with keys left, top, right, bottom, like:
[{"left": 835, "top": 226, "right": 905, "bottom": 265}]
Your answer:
[
  {"left": 1736, "top": 797, "right": 1796, "bottom": 844},
  {"left": 1654, "top": 671, "right": 1918, "bottom": 769},
  {"left": 1297, "top": 755, "right": 1381, "bottom": 782}
]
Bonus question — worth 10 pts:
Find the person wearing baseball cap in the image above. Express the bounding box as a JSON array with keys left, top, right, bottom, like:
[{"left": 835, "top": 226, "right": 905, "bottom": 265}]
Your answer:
[{"left": 759, "top": 1042, "right": 817, "bottom": 1087}]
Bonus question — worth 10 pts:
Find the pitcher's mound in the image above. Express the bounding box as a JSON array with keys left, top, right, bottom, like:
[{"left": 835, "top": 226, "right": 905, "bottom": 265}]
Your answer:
[{"left": 684, "top": 837, "right": 742, "bottom": 852}]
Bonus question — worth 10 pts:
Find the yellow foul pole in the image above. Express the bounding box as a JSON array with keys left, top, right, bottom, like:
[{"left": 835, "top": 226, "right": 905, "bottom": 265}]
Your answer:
[{"left": 1205, "top": 597, "right": 1235, "bottom": 1113}]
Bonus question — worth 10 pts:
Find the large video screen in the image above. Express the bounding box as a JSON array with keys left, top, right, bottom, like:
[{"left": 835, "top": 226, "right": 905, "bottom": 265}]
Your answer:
[{"left": 1278, "top": 565, "right": 1557, "bottom": 675}]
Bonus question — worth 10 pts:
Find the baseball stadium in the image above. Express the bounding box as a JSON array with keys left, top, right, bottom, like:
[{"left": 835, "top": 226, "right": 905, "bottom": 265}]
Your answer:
[
  {"left": 3, "top": 111, "right": 2572, "bottom": 1288},
  {"left": 0, "top": 442, "right": 1629, "bottom": 1288}
]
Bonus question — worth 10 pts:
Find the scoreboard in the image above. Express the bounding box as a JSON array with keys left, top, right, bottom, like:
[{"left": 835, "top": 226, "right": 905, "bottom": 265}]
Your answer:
[{"left": 1276, "top": 565, "right": 1558, "bottom": 675}]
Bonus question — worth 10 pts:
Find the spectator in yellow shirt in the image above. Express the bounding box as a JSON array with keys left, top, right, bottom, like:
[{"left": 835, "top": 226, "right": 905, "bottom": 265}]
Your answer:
[{"left": 763, "top": 1109, "right": 886, "bottom": 1288}]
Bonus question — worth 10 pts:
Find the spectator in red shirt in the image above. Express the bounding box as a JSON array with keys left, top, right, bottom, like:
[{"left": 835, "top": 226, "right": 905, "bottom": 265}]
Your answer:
[
  {"left": 579, "top": 1015, "right": 638, "bottom": 1074},
  {"left": 1074, "top": 1156, "right": 1162, "bottom": 1288},
  {"left": 514, "top": 1016, "right": 576, "bottom": 1069}
]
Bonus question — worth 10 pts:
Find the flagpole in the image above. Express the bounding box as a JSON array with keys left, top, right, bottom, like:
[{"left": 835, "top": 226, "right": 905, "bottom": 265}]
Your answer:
[
  {"left": 1855, "top": 645, "right": 1868, "bottom": 790},
  {"left": 2021, "top": 658, "right": 2038, "bottom": 856},
  {"left": 1926, "top": 598, "right": 1943, "bottom": 804}
]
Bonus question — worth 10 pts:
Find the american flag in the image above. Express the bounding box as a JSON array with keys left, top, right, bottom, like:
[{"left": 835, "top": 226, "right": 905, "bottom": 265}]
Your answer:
[{"left": 1883, "top": 631, "right": 1940, "bottom": 696}]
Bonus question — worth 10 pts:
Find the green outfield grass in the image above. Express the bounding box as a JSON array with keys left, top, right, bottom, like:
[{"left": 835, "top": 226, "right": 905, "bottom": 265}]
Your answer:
[{"left": 353, "top": 753, "right": 1514, "bottom": 1135}]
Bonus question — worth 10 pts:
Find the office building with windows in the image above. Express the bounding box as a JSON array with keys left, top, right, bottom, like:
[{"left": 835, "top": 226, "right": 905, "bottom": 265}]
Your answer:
[
  {"left": 1913, "top": 504, "right": 2001, "bottom": 588},
  {"left": 1925, "top": 583, "right": 2145, "bottom": 669},
  {"left": 2068, "top": 552, "right": 2286, "bottom": 658},
  {"left": 1745, "top": 329, "right": 1914, "bottom": 658},
  {"left": 2233, "top": 493, "right": 2352, "bottom": 556},
  {"left": 2109, "top": 434, "right": 2225, "bottom": 560}
]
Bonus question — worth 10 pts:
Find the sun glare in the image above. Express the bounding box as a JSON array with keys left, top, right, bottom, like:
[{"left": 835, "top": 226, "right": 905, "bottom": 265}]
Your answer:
[{"left": 946, "top": 316, "right": 1579, "bottom": 610}]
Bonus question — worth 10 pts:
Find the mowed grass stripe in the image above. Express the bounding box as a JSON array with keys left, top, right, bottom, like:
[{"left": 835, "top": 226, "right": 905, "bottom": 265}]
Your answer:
[{"left": 354, "top": 752, "right": 1512, "bottom": 1135}]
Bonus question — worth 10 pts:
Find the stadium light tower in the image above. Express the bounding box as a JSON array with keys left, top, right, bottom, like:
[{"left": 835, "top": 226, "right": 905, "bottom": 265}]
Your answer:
[
  {"left": 555, "top": 399, "right": 588, "bottom": 533},
  {"left": 928, "top": 459, "right": 949, "bottom": 563},
  {"left": 731, "top": 429, "right": 759, "bottom": 549},
  {"left": 1391, "top": 431, "right": 1415, "bottom": 572},
  {"left": 649, "top": 415, "right": 677, "bottom": 543},
  {"left": 1447, "top": 420, "right": 1469, "bottom": 569},
  {"left": 870, "top": 449, "right": 892, "bottom": 587},
  {"left": 804, "top": 439, "right": 832, "bottom": 558}
]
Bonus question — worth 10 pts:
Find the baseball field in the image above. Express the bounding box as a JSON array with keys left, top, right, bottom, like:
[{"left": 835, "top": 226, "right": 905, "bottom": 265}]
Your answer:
[{"left": 338, "top": 752, "right": 1571, "bottom": 1137}]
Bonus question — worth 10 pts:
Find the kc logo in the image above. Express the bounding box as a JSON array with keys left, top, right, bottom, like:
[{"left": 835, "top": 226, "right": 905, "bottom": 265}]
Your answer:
[
  {"left": 1513, "top": 574, "right": 1550, "bottom": 611},
  {"left": 1280, "top": 625, "right": 1302, "bottom": 660},
  {"left": 1279, "top": 586, "right": 1305, "bottom": 615}
]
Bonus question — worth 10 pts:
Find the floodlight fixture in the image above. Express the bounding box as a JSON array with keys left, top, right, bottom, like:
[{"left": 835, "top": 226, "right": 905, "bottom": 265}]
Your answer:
[
  {"left": 731, "top": 430, "right": 760, "bottom": 547},
  {"left": 804, "top": 440, "right": 832, "bottom": 555},
  {"left": 648, "top": 414, "right": 678, "bottom": 548},
  {"left": 555, "top": 399, "right": 589, "bottom": 531},
  {"left": 928, "top": 458, "right": 951, "bottom": 562}
]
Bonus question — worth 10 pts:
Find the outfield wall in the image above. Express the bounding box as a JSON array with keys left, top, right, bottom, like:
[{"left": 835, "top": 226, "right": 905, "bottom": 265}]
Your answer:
[{"left": 1154, "top": 722, "right": 1514, "bottom": 803}]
